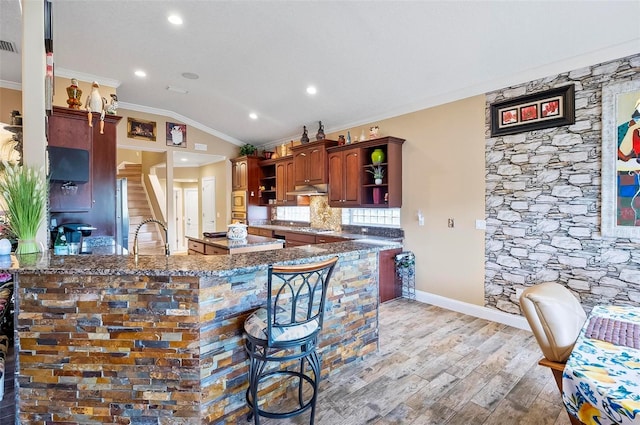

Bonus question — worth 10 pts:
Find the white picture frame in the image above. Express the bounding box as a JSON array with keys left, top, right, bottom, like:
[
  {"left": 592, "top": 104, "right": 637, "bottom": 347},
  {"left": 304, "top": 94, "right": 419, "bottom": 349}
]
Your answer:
[{"left": 601, "top": 79, "right": 640, "bottom": 238}]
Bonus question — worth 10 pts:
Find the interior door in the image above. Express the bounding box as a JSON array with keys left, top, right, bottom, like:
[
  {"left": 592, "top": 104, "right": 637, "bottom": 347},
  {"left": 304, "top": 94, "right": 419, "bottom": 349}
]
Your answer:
[
  {"left": 184, "top": 188, "right": 199, "bottom": 238},
  {"left": 173, "top": 188, "right": 185, "bottom": 251},
  {"left": 202, "top": 177, "right": 216, "bottom": 233}
]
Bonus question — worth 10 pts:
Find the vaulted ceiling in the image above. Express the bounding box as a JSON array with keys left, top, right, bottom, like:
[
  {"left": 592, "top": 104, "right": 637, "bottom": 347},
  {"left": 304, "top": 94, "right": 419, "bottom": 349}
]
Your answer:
[{"left": 1, "top": 1, "right": 639, "bottom": 148}]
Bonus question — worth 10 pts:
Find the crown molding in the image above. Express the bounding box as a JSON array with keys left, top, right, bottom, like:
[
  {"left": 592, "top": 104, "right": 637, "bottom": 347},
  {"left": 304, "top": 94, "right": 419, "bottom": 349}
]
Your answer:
[
  {"left": 54, "top": 67, "right": 121, "bottom": 88},
  {"left": 118, "top": 101, "right": 244, "bottom": 146},
  {"left": 268, "top": 41, "right": 640, "bottom": 149},
  {"left": 0, "top": 80, "right": 21, "bottom": 91}
]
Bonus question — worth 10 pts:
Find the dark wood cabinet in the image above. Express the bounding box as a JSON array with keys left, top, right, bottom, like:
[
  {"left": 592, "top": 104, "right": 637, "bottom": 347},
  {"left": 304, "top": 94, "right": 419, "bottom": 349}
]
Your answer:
[
  {"left": 231, "top": 156, "right": 263, "bottom": 205},
  {"left": 231, "top": 158, "right": 248, "bottom": 190},
  {"left": 379, "top": 248, "right": 403, "bottom": 303},
  {"left": 327, "top": 137, "right": 404, "bottom": 208},
  {"left": 328, "top": 147, "right": 362, "bottom": 207},
  {"left": 47, "top": 106, "right": 121, "bottom": 237},
  {"left": 275, "top": 157, "right": 296, "bottom": 205},
  {"left": 291, "top": 140, "right": 338, "bottom": 186},
  {"left": 258, "top": 160, "right": 277, "bottom": 206}
]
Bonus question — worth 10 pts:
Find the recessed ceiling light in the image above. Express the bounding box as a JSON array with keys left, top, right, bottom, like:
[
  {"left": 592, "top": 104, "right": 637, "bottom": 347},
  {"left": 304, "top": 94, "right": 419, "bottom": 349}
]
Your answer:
[
  {"left": 180, "top": 157, "right": 188, "bottom": 162},
  {"left": 306, "top": 86, "right": 317, "bottom": 95},
  {"left": 168, "top": 15, "right": 183, "bottom": 25},
  {"left": 182, "top": 72, "right": 199, "bottom": 80},
  {"left": 249, "top": 113, "right": 258, "bottom": 120},
  {"left": 134, "top": 70, "right": 147, "bottom": 77}
]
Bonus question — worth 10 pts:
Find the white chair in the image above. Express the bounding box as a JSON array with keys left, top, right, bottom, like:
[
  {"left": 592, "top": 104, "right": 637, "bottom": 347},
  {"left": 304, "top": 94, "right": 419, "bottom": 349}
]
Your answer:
[{"left": 519, "top": 282, "right": 586, "bottom": 425}]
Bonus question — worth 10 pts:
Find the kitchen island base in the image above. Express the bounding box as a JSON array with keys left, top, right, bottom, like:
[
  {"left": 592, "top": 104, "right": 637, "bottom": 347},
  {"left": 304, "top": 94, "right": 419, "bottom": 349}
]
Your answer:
[{"left": 14, "top": 247, "right": 381, "bottom": 424}]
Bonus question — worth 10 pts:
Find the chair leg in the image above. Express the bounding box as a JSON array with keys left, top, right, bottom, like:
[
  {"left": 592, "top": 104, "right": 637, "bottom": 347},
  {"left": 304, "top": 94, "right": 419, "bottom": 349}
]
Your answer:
[
  {"left": 551, "top": 368, "right": 584, "bottom": 425},
  {"left": 307, "top": 349, "right": 321, "bottom": 425}
]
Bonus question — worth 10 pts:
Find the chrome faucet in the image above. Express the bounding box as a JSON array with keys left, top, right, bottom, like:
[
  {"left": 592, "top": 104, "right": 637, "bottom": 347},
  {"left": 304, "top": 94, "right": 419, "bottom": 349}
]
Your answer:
[{"left": 133, "top": 218, "right": 170, "bottom": 258}]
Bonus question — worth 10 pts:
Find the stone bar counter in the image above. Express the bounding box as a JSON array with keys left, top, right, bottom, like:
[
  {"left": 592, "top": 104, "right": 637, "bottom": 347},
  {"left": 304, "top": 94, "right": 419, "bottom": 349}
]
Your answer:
[{"left": 9, "top": 239, "right": 399, "bottom": 424}]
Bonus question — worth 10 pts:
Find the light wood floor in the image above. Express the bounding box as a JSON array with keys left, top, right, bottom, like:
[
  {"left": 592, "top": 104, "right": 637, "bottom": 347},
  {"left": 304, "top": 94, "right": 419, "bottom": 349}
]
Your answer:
[
  {"left": 259, "top": 298, "right": 573, "bottom": 425},
  {"left": 1, "top": 299, "right": 573, "bottom": 425}
]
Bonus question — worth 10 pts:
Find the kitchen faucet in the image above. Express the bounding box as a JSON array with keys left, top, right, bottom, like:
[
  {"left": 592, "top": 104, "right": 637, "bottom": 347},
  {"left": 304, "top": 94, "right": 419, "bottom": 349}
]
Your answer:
[{"left": 133, "top": 218, "right": 170, "bottom": 259}]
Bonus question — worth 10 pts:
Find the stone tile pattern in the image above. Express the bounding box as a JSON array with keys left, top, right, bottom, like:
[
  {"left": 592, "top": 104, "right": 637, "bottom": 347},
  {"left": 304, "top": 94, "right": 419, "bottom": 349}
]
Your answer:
[
  {"left": 485, "top": 53, "right": 640, "bottom": 314},
  {"left": 15, "top": 250, "right": 379, "bottom": 424}
]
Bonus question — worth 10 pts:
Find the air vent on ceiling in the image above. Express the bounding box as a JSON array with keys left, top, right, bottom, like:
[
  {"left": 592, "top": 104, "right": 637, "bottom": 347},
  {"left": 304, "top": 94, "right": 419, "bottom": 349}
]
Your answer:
[{"left": 0, "top": 40, "right": 17, "bottom": 53}]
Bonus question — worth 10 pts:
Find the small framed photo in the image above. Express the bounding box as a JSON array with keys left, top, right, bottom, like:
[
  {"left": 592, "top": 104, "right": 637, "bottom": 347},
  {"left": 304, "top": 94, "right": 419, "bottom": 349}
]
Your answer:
[
  {"left": 127, "top": 117, "right": 157, "bottom": 141},
  {"left": 166, "top": 122, "right": 187, "bottom": 148},
  {"left": 490, "top": 85, "right": 575, "bottom": 136}
]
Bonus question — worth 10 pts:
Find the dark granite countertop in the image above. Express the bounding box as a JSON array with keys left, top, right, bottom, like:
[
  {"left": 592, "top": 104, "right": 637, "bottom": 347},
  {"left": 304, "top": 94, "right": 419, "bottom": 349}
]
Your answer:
[
  {"left": 186, "top": 234, "right": 284, "bottom": 249},
  {"left": 7, "top": 240, "right": 402, "bottom": 277},
  {"left": 249, "top": 224, "right": 404, "bottom": 242}
]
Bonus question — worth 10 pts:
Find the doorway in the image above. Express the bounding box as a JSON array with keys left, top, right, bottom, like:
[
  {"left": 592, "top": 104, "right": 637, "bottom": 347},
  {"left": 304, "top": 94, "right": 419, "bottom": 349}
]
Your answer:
[
  {"left": 184, "top": 188, "right": 199, "bottom": 238},
  {"left": 173, "top": 188, "right": 185, "bottom": 251},
  {"left": 202, "top": 177, "right": 216, "bottom": 233}
]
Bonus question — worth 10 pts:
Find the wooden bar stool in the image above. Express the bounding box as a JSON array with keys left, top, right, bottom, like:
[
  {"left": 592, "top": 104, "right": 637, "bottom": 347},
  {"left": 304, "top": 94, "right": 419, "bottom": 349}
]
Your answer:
[{"left": 244, "top": 256, "right": 339, "bottom": 425}]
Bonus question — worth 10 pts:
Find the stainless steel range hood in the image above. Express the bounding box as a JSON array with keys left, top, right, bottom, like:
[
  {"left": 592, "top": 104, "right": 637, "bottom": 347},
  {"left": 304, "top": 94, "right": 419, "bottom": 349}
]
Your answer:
[{"left": 286, "top": 184, "right": 328, "bottom": 196}]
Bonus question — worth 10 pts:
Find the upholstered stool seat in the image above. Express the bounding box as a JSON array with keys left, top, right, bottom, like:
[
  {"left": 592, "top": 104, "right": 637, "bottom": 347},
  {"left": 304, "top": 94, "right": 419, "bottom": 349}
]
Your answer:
[
  {"left": 244, "top": 256, "right": 338, "bottom": 425},
  {"left": 244, "top": 308, "right": 320, "bottom": 343}
]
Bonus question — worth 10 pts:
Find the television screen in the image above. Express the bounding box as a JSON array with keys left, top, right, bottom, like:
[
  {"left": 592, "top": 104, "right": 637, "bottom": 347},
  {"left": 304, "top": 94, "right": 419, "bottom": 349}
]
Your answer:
[{"left": 48, "top": 146, "right": 90, "bottom": 182}]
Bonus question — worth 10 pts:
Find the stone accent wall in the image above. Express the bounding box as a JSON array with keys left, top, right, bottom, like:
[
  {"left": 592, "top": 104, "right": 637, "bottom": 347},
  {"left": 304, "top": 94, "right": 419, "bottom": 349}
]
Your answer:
[
  {"left": 485, "top": 54, "right": 640, "bottom": 315},
  {"left": 16, "top": 250, "right": 379, "bottom": 424}
]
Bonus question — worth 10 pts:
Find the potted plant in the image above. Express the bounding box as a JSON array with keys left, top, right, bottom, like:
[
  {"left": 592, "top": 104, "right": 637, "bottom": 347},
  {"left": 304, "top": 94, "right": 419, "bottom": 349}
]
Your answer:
[
  {"left": 0, "top": 162, "right": 46, "bottom": 255},
  {"left": 239, "top": 143, "right": 258, "bottom": 157},
  {"left": 366, "top": 164, "right": 385, "bottom": 185}
]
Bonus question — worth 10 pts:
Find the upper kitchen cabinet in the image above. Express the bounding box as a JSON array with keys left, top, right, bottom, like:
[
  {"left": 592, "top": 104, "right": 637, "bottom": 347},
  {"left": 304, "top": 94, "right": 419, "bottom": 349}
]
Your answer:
[
  {"left": 327, "top": 147, "right": 361, "bottom": 207},
  {"left": 327, "top": 136, "right": 404, "bottom": 208},
  {"left": 47, "top": 106, "right": 122, "bottom": 236},
  {"left": 231, "top": 156, "right": 262, "bottom": 204},
  {"left": 360, "top": 137, "right": 404, "bottom": 207},
  {"left": 291, "top": 140, "right": 338, "bottom": 186},
  {"left": 274, "top": 157, "right": 296, "bottom": 205}
]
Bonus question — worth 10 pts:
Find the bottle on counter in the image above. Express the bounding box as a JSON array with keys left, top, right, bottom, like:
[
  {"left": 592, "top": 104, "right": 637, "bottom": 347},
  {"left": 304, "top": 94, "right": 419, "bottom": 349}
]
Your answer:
[{"left": 54, "top": 227, "right": 68, "bottom": 255}]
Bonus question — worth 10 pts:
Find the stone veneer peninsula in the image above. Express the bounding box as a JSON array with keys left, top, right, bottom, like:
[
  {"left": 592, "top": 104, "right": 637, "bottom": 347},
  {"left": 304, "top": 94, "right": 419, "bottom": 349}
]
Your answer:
[{"left": 9, "top": 240, "right": 396, "bottom": 424}]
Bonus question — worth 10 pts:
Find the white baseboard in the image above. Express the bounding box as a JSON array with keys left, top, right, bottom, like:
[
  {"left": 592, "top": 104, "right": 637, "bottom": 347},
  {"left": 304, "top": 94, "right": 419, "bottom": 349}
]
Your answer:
[{"left": 414, "top": 289, "right": 531, "bottom": 331}]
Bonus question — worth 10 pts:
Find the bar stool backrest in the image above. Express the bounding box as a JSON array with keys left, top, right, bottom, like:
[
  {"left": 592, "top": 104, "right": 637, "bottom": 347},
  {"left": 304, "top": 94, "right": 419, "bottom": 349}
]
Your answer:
[{"left": 266, "top": 257, "right": 338, "bottom": 348}]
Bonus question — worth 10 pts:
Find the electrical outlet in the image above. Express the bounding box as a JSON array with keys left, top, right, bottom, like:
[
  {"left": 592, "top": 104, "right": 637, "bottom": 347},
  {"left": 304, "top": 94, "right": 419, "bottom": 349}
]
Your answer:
[{"left": 448, "top": 218, "right": 454, "bottom": 228}]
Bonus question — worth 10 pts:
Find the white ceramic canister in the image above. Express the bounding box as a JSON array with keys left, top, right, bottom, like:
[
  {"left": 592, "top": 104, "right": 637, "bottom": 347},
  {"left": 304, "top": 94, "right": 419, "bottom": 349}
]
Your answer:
[{"left": 227, "top": 223, "right": 248, "bottom": 240}]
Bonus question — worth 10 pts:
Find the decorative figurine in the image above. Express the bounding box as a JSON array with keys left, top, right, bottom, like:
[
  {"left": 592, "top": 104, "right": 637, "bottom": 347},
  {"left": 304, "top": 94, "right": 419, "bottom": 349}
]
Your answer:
[
  {"left": 66, "top": 78, "right": 83, "bottom": 109},
  {"left": 369, "top": 125, "right": 380, "bottom": 139},
  {"left": 316, "top": 121, "right": 325, "bottom": 141},
  {"left": 106, "top": 94, "right": 118, "bottom": 115},
  {"left": 301, "top": 125, "right": 309, "bottom": 144},
  {"left": 86, "top": 81, "right": 106, "bottom": 134}
]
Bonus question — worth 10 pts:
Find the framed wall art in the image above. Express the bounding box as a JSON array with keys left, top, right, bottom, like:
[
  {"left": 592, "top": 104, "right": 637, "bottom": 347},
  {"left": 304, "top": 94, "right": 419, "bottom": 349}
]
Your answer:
[
  {"left": 127, "top": 117, "right": 157, "bottom": 141},
  {"left": 601, "top": 79, "right": 640, "bottom": 238},
  {"left": 166, "top": 122, "right": 187, "bottom": 148},
  {"left": 490, "top": 85, "right": 575, "bottom": 136}
]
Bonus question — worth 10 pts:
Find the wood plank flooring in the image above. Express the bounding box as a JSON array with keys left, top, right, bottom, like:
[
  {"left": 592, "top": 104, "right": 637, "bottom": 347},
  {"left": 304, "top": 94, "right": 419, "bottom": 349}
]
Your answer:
[
  {"left": 0, "top": 299, "right": 572, "bottom": 425},
  {"left": 258, "top": 299, "right": 572, "bottom": 425}
]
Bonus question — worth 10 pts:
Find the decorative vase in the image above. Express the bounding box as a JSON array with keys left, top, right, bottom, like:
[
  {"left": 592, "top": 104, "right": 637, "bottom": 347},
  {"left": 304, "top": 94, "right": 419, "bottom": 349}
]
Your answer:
[
  {"left": 375, "top": 178, "right": 383, "bottom": 185},
  {"left": 316, "top": 121, "right": 325, "bottom": 141},
  {"left": 16, "top": 239, "right": 42, "bottom": 255},
  {"left": 373, "top": 187, "right": 382, "bottom": 204},
  {"left": 301, "top": 126, "right": 309, "bottom": 144},
  {"left": 371, "top": 148, "right": 385, "bottom": 165}
]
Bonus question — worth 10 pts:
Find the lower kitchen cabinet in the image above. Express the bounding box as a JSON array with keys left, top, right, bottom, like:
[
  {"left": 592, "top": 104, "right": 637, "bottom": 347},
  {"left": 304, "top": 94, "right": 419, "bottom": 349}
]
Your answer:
[
  {"left": 283, "top": 232, "right": 316, "bottom": 247},
  {"left": 379, "top": 248, "right": 403, "bottom": 303},
  {"left": 248, "top": 227, "right": 274, "bottom": 237}
]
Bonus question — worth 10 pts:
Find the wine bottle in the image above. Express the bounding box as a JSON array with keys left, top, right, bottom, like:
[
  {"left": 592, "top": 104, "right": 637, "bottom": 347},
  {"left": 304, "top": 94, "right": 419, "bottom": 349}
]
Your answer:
[{"left": 54, "top": 228, "right": 68, "bottom": 255}]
